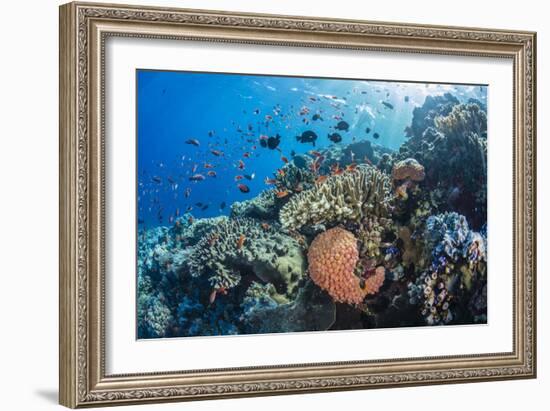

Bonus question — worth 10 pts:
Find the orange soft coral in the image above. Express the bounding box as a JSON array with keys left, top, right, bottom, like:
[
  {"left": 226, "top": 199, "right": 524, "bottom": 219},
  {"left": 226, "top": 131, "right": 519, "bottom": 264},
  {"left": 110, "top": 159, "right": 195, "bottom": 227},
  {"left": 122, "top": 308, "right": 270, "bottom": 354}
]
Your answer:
[
  {"left": 392, "top": 158, "right": 425, "bottom": 182},
  {"left": 307, "top": 227, "right": 365, "bottom": 305}
]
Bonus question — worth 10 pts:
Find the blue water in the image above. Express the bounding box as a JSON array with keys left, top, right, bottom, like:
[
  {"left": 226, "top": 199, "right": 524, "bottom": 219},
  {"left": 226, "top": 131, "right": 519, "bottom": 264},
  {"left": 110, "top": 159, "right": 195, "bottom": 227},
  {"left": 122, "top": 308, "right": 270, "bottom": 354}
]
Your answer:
[{"left": 137, "top": 70, "right": 487, "bottom": 227}]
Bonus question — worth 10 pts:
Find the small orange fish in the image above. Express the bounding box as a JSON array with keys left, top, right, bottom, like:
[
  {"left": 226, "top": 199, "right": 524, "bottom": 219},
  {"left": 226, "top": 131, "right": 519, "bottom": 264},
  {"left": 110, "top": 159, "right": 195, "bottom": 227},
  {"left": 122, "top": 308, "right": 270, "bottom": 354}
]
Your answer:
[
  {"left": 191, "top": 164, "right": 198, "bottom": 173},
  {"left": 276, "top": 190, "right": 289, "bottom": 198},
  {"left": 277, "top": 169, "right": 285, "bottom": 177},
  {"left": 264, "top": 178, "right": 277, "bottom": 185},
  {"left": 309, "top": 150, "right": 323, "bottom": 157},
  {"left": 207, "top": 170, "right": 217, "bottom": 177},
  {"left": 261, "top": 222, "right": 270, "bottom": 231},
  {"left": 331, "top": 163, "right": 344, "bottom": 176},
  {"left": 237, "top": 160, "right": 245, "bottom": 170},
  {"left": 315, "top": 175, "right": 328, "bottom": 184},
  {"left": 243, "top": 152, "right": 251, "bottom": 158},
  {"left": 210, "top": 149, "right": 224, "bottom": 157},
  {"left": 203, "top": 163, "right": 214, "bottom": 169},
  {"left": 281, "top": 156, "right": 289, "bottom": 164},
  {"left": 346, "top": 163, "right": 358, "bottom": 172},
  {"left": 234, "top": 175, "right": 244, "bottom": 181},
  {"left": 237, "top": 234, "right": 246, "bottom": 249}
]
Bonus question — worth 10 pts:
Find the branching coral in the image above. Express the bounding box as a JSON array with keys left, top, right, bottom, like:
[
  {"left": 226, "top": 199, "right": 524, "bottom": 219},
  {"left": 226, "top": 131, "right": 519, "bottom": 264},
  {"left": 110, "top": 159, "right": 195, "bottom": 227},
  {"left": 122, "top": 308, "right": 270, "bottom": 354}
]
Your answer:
[
  {"left": 185, "top": 218, "right": 306, "bottom": 294},
  {"left": 307, "top": 227, "right": 365, "bottom": 305},
  {"left": 279, "top": 165, "right": 392, "bottom": 231}
]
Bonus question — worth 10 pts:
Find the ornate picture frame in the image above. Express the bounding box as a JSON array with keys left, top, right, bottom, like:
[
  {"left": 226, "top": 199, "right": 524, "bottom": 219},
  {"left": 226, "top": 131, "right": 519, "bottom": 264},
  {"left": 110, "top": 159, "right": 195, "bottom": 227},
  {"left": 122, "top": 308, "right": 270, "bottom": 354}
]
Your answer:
[{"left": 59, "top": 2, "right": 536, "bottom": 408}]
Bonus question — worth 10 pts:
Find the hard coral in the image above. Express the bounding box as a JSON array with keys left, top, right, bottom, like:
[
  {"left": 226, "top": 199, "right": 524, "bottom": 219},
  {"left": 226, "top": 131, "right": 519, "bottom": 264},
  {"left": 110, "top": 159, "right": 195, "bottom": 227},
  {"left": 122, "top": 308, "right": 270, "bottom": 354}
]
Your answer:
[
  {"left": 279, "top": 164, "right": 392, "bottom": 231},
  {"left": 363, "top": 266, "right": 386, "bottom": 295},
  {"left": 392, "top": 158, "right": 425, "bottom": 182},
  {"left": 186, "top": 218, "right": 306, "bottom": 294},
  {"left": 308, "top": 227, "right": 366, "bottom": 305}
]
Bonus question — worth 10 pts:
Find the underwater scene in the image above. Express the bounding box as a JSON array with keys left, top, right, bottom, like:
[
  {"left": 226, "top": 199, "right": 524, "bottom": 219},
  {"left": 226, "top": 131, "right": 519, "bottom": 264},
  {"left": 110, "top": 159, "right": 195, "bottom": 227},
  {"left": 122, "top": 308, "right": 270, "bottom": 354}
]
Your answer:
[{"left": 136, "top": 69, "right": 488, "bottom": 339}]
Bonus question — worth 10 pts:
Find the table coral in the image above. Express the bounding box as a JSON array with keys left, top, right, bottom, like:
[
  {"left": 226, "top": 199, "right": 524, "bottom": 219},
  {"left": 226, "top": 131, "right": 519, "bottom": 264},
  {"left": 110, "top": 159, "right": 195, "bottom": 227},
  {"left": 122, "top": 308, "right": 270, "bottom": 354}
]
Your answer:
[
  {"left": 279, "top": 164, "right": 392, "bottom": 231},
  {"left": 307, "top": 227, "right": 366, "bottom": 305}
]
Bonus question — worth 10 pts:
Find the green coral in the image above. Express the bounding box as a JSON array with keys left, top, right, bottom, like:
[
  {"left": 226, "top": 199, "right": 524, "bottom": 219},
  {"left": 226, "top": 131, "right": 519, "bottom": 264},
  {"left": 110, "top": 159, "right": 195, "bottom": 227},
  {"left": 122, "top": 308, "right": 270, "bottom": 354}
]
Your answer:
[
  {"left": 185, "top": 218, "right": 306, "bottom": 293},
  {"left": 279, "top": 164, "right": 392, "bottom": 231}
]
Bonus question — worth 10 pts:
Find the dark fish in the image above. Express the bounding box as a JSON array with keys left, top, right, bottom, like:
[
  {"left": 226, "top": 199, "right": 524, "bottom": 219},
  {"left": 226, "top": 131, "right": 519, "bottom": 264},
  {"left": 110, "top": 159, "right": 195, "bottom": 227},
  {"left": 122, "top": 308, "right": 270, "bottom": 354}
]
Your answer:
[
  {"left": 137, "top": 218, "right": 144, "bottom": 224},
  {"left": 195, "top": 202, "right": 204, "bottom": 207},
  {"left": 335, "top": 120, "right": 349, "bottom": 131},
  {"left": 237, "top": 184, "right": 250, "bottom": 193},
  {"left": 253, "top": 108, "right": 260, "bottom": 114},
  {"left": 404, "top": 96, "right": 410, "bottom": 102},
  {"left": 185, "top": 139, "right": 200, "bottom": 146},
  {"left": 151, "top": 176, "right": 162, "bottom": 184},
  {"left": 365, "top": 127, "right": 371, "bottom": 134},
  {"left": 208, "top": 130, "right": 215, "bottom": 137},
  {"left": 220, "top": 202, "right": 226, "bottom": 210},
  {"left": 312, "top": 114, "right": 323, "bottom": 121},
  {"left": 167, "top": 176, "right": 176, "bottom": 185},
  {"left": 373, "top": 132, "right": 380, "bottom": 139},
  {"left": 244, "top": 173, "right": 255, "bottom": 181},
  {"left": 267, "top": 134, "right": 281, "bottom": 150},
  {"left": 382, "top": 101, "right": 394, "bottom": 110},
  {"left": 361, "top": 91, "right": 367, "bottom": 94},
  {"left": 328, "top": 132, "right": 342, "bottom": 143},
  {"left": 296, "top": 130, "right": 318, "bottom": 146},
  {"left": 201, "top": 204, "right": 209, "bottom": 211},
  {"left": 290, "top": 150, "right": 296, "bottom": 157},
  {"left": 189, "top": 174, "right": 206, "bottom": 181}
]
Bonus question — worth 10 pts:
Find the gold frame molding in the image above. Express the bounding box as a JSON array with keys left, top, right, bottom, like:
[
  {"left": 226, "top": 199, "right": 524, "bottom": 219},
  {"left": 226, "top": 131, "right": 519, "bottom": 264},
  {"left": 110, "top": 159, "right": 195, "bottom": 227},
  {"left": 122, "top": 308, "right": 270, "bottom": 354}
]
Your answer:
[{"left": 59, "top": 2, "right": 537, "bottom": 408}]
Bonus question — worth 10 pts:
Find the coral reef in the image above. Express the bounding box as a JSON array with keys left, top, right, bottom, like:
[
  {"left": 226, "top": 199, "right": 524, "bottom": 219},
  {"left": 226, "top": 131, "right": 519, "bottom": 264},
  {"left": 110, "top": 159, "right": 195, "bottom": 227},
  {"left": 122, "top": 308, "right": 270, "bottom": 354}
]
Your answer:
[
  {"left": 185, "top": 218, "right": 306, "bottom": 294},
  {"left": 279, "top": 165, "right": 393, "bottom": 231},
  {"left": 136, "top": 89, "right": 488, "bottom": 339},
  {"left": 397, "top": 100, "right": 487, "bottom": 228},
  {"left": 407, "top": 212, "right": 487, "bottom": 325}
]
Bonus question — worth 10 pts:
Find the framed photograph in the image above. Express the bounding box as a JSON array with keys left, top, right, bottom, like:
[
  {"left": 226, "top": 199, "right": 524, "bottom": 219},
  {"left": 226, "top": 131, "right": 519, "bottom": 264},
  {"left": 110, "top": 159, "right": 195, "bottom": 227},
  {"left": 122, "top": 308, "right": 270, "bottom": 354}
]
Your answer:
[{"left": 59, "top": 2, "right": 537, "bottom": 408}]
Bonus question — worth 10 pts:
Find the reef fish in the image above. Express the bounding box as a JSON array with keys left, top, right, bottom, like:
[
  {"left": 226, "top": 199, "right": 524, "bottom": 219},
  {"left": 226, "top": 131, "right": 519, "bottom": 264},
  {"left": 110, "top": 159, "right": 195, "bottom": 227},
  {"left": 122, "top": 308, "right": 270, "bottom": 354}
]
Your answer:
[
  {"left": 328, "top": 132, "right": 342, "bottom": 143},
  {"left": 334, "top": 120, "right": 349, "bottom": 131},
  {"left": 210, "top": 149, "right": 224, "bottom": 156},
  {"left": 382, "top": 101, "right": 394, "bottom": 110},
  {"left": 207, "top": 170, "right": 217, "bottom": 177},
  {"left": 189, "top": 174, "right": 205, "bottom": 181},
  {"left": 404, "top": 96, "right": 410, "bottom": 102},
  {"left": 373, "top": 132, "right": 380, "bottom": 139},
  {"left": 220, "top": 201, "right": 226, "bottom": 210},
  {"left": 185, "top": 138, "right": 200, "bottom": 146},
  {"left": 312, "top": 113, "right": 323, "bottom": 121},
  {"left": 296, "top": 130, "right": 318, "bottom": 146},
  {"left": 365, "top": 127, "right": 371, "bottom": 134},
  {"left": 237, "top": 184, "right": 250, "bottom": 193}
]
